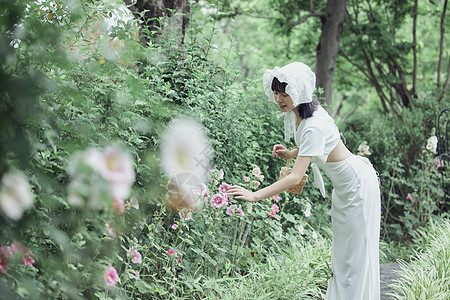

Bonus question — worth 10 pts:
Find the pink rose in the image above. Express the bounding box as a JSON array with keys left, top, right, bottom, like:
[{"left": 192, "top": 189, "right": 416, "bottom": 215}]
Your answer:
[
  {"left": 219, "top": 183, "right": 231, "bottom": 195},
  {"left": 104, "top": 265, "right": 118, "bottom": 286},
  {"left": 252, "top": 167, "right": 261, "bottom": 176}
]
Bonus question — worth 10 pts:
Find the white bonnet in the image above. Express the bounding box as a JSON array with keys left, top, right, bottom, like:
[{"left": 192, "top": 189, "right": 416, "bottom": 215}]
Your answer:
[
  {"left": 263, "top": 62, "right": 316, "bottom": 106},
  {"left": 262, "top": 62, "right": 316, "bottom": 141}
]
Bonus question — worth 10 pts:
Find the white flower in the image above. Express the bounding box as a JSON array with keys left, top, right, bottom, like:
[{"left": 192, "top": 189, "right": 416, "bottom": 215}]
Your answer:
[
  {"left": 99, "top": 146, "right": 135, "bottom": 200},
  {"left": 161, "top": 118, "right": 211, "bottom": 183},
  {"left": 161, "top": 118, "right": 211, "bottom": 209},
  {"left": 311, "top": 231, "right": 318, "bottom": 239},
  {"left": 298, "top": 225, "right": 305, "bottom": 235},
  {"left": 304, "top": 202, "right": 311, "bottom": 217},
  {"left": 0, "top": 170, "right": 33, "bottom": 220},
  {"left": 426, "top": 136, "right": 438, "bottom": 154}
]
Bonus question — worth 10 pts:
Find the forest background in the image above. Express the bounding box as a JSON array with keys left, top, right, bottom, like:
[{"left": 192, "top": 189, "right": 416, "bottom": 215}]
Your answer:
[{"left": 0, "top": 0, "right": 449, "bottom": 299}]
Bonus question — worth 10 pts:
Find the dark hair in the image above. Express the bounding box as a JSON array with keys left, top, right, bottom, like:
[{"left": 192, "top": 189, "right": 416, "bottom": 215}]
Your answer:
[{"left": 272, "top": 77, "right": 319, "bottom": 119}]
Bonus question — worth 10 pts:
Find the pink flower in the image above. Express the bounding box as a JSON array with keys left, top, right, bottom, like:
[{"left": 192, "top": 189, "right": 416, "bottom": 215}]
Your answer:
[
  {"left": 406, "top": 193, "right": 412, "bottom": 200},
  {"left": 106, "top": 222, "right": 116, "bottom": 237},
  {"left": 219, "top": 183, "right": 231, "bottom": 195},
  {"left": 226, "top": 205, "right": 237, "bottom": 216},
  {"left": 257, "top": 175, "right": 264, "bottom": 182},
  {"left": 127, "top": 247, "right": 142, "bottom": 264},
  {"left": 253, "top": 181, "right": 260, "bottom": 188},
  {"left": 236, "top": 204, "right": 245, "bottom": 216},
  {"left": 112, "top": 196, "right": 125, "bottom": 215},
  {"left": 200, "top": 183, "right": 210, "bottom": 198},
  {"left": 271, "top": 204, "right": 279, "bottom": 213},
  {"left": 273, "top": 195, "right": 280, "bottom": 202},
  {"left": 104, "top": 265, "right": 118, "bottom": 286},
  {"left": 243, "top": 176, "right": 250, "bottom": 182},
  {"left": 179, "top": 209, "right": 192, "bottom": 220},
  {"left": 252, "top": 167, "right": 261, "bottom": 176},
  {"left": 166, "top": 249, "right": 177, "bottom": 255},
  {"left": 130, "top": 270, "right": 139, "bottom": 278},
  {"left": 210, "top": 194, "right": 225, "bottom": 208},
  {"left": 177, "top": 258, "right": 183, "bottom": 263},
  {"left": 414, "top": 200, "right": 418, "bottom": 204},
  {"left": 0, "top": 247, "right": 11, "bottom": 274},
  {"left": 269, "top": 210, "right": 276, "bottom": 217},
  {"left": 126, "top": 197, "right": 139, "bottom": 209},
  {"left": 171, "top": 224, "right": 178, "bottom": 230},
  {"left": 0, "top": 255, "right": 8, "bottom": 274},
  {"left": 22, "top": 250, "right": 34, "bottom": 266},
  {"left": 0, "top": 246, "right": 12, "bottom": 259}
]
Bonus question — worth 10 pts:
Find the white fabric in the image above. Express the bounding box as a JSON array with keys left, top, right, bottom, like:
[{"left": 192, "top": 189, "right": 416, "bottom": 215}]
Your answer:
[
  {"left": 263, "top": 62, "right": 316, "bottom": 141},
  {"left": 295, "top": 106, "right": 340, "bottom": 196},
  {"left": 322, "top": 155, "right": 381, "bottom": 300},
  {"left": 310, "top": 162, "right": 326, "bottom": 198}
]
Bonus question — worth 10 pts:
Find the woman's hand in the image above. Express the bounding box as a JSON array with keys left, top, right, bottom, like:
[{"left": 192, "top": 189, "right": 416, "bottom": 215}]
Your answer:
[
  {"left": 272, "top": 144, "right": 295, "bottom": 159},
  {"left": 228, "top": 185, "right": 257, "bottom": 202}
]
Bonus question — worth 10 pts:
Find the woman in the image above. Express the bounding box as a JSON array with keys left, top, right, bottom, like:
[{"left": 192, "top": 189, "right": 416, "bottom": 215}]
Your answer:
[{"left": 228, "top": 62, "right": 381, "bottom": 300}]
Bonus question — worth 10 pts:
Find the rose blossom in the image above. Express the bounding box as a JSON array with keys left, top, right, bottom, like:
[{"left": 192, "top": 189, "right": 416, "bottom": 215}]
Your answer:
[
  {"left": 104, "top": 265, "right": 118, "bottom": 286},
  {"left": 127, "top": 247, "right": 142, "bottom": 264}
]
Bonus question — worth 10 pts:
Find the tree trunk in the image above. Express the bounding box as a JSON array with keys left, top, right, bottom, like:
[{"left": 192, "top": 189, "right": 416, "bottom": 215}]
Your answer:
[
  {"left": 315, "top": 0, "right": 346, "bottom": 108},
  {"left": 123, "top": 0, "right": 190, "bottom": 46}
]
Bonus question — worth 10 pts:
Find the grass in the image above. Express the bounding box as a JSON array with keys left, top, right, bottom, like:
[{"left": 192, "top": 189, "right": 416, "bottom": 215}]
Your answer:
[
  {"left": 204, "top": 234, "right": 332, "bottom": 299},
  {"left": 388, "top": 218, "right": 450, "bottom": 300}
]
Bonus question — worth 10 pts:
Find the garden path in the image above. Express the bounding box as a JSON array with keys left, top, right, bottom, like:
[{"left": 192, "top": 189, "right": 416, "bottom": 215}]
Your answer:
[{"left": 380, "top": 263, "right": 401, "bottom": 299}]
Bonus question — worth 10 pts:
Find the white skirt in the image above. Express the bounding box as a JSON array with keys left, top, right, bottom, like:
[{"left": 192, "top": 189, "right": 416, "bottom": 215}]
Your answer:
[{"left": 321, "top": 155, "right": 381, "bottom": 300}]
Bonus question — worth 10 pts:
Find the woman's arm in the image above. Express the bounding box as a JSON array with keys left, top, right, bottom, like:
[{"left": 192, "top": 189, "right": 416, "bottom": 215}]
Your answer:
[{"left": 228, "top": 156, "right": 312, "bottom": 202}]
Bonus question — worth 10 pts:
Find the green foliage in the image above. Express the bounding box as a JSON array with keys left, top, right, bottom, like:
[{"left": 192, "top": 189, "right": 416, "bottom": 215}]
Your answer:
[
  {"left": 341, "top": 95, "right": 449, "bottom": 240},
  {"left": 389, "top": 218, "right": 450, "bottom": 299}
]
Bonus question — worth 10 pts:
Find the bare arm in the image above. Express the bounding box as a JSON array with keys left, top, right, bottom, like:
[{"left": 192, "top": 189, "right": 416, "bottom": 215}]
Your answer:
[{"left": 228, "top": 156, "right": 312, "bottom": 202}]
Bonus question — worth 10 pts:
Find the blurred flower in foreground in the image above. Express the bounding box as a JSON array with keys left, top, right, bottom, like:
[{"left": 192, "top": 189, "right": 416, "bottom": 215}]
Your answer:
[
  {"left": 166, "top": 249, "right": 177, "bottom": 255},
  {"left": 104, "top": 265, "right": 118, "bottom": 286},
  {"left": 161, "top": 118, "right": 212, "bottom": 210},
  {"left": 67, "top": 146, "right": 135, "bottom": 211},
  {"left": 0, "top": 170, "right": 34, "bottom": 221}
]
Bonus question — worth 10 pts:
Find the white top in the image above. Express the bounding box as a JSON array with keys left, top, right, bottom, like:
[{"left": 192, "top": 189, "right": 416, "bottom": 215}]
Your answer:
[{"left": 294, "top": 106, "right": 341, "bottom": 197}]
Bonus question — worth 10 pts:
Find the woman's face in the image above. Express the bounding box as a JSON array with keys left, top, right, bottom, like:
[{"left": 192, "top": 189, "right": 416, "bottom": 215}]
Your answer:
[{"left": 273, "top": 91, "right": 294, "bottom": 112}]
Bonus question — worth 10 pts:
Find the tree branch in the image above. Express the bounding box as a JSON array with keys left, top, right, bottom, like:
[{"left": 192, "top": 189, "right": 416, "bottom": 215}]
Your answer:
[
  {"left": 437, "top": 0, "right": 448, "bottom": 88},
  {"left": 291, "top": 11, "right": 326, "bottom": 27}
]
